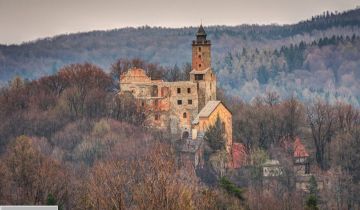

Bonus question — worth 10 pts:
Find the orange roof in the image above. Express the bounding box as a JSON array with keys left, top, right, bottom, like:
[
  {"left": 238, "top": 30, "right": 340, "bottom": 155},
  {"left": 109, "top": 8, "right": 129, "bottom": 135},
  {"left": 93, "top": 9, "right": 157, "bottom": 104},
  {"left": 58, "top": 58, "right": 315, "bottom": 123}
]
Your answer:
[
  {"left": 231, "top": 143, "right": 247, "bottom": 168},
  {"left": 294, "top": 137, "right": 309, "bottom": 157}
]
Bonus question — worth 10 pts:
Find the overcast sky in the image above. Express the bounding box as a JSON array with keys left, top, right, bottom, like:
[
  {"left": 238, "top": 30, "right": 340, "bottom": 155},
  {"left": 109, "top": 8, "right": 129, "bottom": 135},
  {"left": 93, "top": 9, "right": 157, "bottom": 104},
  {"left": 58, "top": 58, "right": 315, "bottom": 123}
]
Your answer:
[{"left": 0, "top": 0, "right": 359, "bottom": 44}]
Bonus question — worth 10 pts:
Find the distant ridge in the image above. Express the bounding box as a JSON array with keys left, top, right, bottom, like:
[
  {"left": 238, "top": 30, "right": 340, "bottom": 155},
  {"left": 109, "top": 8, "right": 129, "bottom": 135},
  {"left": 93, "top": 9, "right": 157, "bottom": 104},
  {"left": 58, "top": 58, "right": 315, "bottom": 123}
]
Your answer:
[{"left": 1, "top": 8, "right": 360, "bottom": 105}]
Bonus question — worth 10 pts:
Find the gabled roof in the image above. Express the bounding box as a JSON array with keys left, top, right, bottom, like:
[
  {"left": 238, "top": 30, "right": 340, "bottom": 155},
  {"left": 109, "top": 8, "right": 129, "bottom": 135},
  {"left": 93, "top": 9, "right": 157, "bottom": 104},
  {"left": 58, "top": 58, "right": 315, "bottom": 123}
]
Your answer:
[
  {"left": 198, "top": 100, "right": 221, "bottom": 117},
  {"left": 294, "top": 137, "right": 309, "bottom": 157},
  {"left": 193, "top": 101, "right": 223, "bottom": 124}
]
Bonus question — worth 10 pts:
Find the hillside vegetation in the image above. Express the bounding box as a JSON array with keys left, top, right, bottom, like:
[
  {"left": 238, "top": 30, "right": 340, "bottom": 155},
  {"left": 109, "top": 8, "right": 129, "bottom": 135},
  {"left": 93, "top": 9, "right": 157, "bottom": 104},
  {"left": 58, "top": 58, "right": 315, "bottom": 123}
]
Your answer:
[
  {"left": 1, "top": 61, "right": 360, "bottom": 209},
  {"left": 1, "top": 8, "right": 360, "bottom": 104}
]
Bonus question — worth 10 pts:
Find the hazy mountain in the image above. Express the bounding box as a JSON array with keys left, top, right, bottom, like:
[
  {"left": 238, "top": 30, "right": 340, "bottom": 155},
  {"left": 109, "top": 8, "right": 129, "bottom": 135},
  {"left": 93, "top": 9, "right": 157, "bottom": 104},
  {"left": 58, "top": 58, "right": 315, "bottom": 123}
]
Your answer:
[{"left": 1, "top": 8, "right": 360, "bottom": 104}]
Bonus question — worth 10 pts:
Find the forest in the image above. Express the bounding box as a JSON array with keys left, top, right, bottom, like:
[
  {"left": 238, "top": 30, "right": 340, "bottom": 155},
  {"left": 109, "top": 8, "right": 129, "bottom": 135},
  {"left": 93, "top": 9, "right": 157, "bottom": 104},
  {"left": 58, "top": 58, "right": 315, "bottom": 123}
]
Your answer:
[
  {"left": 1, "top": 8, "right": 360, "bottom": 105},
  {"left": 0, "top": 60, "right": 360, "bottom": 209}
]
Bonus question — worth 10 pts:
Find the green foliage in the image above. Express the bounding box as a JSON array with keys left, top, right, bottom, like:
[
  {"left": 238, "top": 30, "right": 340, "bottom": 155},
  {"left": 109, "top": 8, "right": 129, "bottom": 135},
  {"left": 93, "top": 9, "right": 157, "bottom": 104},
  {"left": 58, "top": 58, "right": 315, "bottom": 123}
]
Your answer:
[
  {"left": 306, "top": 194, "right": 319, "bottom": 210},
  {"left": 249, "top": 148, "right": 268, "bottom": 186},
  {"left": 219, "top": 177, "right": 244, "bottom": 200},
  {"left": 309, "top": 175, "right": 319, "bottom": 197},
  {"left": 204, "top": 115, "right": 226, "bottom": 152},
  {"left": 306, "top": 176, "right": 319, "bottom": 210},
  {"left": 46, "top": 193, "right": 57, "bottom": 205}
]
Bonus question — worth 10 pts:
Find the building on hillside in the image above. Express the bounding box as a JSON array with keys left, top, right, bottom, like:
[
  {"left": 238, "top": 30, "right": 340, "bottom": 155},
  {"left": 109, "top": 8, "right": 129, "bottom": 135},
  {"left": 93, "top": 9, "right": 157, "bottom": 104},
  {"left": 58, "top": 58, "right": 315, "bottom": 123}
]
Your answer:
[
  {"left": 293, "top": 137, "right": 310, "bottom": 175},
  {"left": 192, "top": 101, "right": 232, "bottom": 153},
  {"left": 119, "top": 25, "right": 232, "bottom": 154},
  {"left": 263, "top": 159, "right": 284, "bottom": 177}
]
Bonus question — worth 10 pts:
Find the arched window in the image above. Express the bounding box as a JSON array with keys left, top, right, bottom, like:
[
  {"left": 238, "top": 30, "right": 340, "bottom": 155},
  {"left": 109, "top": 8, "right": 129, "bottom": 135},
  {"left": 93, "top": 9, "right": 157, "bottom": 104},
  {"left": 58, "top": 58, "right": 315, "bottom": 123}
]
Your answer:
[
  {"left": 183, "top": 112, "right": 187, "bottom": 118},
  {"left": 198, "top": 47, "right": 201, "bottom": 52},
  {"left": 199, "top": 64, "right": 202, "bottom": 68},
  {"left": 182, "top": 131, "right": 189, "bottom": 139}
]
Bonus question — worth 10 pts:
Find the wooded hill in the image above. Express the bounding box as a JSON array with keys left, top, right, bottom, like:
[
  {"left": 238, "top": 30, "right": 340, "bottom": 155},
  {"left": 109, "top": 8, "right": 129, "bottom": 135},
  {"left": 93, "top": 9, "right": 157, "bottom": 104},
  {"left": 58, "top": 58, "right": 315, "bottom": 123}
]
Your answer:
[{"left": 1, "top": 8, "right": 360, "bottom": 104}]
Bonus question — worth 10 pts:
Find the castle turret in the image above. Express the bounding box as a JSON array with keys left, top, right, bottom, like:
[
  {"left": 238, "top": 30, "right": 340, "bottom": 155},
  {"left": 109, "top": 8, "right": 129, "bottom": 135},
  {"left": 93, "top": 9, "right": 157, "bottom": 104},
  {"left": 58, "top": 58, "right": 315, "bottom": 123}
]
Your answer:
[
  {"left": 190, "top": 25, "right": 216, "bottom": 111},
  {"left": 192, "top": 24, "right": 211, "bottom": 71}
]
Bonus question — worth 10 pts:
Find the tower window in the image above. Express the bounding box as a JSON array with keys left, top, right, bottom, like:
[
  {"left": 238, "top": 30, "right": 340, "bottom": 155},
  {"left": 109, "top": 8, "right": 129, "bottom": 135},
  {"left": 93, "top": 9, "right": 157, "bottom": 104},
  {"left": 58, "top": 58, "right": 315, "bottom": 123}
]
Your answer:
[
  {"left": 188, "top": 99, "right": 192, "bottom": 105},
  {"left": 195, "top": 74, "right": 204, "bottom": 80},
  {"left": 183, "top": 112, "right": 187, "bottom": 118},
  {"left": 199, "top": 47, "right": 201, "bottom": 52},
  {"left": 187, "top": 88, "right": 191, "bottom": 93},
  {"left": 198, "top": 55, "right": 201, "bottom": 59},
  {"left": 155, "top": 114, "right": 160, "bottom": 121},
  {"left": 199, "top": 64, "right": 202, "bottom": 68},
  {"left": 177, "top": 100, "right": 182, "bottom": 105},
  {"left": 177, "top": 88, "right": 181, "bottom": 94}
]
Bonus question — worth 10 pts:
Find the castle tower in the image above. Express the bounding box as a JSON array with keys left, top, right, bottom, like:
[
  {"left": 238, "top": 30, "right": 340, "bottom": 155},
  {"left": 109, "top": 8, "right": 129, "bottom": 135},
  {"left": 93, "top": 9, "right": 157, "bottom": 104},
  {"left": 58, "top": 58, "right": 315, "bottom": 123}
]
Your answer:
[{"left": 190, "top": 25, "right": 217, "bottom": 111}]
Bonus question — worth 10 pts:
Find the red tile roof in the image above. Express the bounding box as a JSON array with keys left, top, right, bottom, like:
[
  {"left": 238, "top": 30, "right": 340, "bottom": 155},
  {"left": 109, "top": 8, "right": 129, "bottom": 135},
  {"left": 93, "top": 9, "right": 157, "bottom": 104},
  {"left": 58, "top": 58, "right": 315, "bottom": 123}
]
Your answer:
[{"left": 294, "top": 137, "right": 309, "bottom": 157}]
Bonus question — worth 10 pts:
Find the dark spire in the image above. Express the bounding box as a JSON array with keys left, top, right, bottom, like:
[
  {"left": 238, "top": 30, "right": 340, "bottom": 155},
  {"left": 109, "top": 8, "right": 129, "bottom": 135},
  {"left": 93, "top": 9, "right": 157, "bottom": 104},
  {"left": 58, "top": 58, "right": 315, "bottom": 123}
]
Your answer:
[
  {"left": 197, "top": 24, "right": 206, "bottom": 36},
  {"left": 196, "top": 24, "right": 207, "bottom": 42}
]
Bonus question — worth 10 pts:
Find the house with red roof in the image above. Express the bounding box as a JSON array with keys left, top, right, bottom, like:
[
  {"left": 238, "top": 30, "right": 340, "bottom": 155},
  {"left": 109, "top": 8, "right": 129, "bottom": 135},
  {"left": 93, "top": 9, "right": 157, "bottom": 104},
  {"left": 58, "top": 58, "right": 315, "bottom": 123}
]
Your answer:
[{"left": 293, "top": 137, "right": 310, "bottom": 175}]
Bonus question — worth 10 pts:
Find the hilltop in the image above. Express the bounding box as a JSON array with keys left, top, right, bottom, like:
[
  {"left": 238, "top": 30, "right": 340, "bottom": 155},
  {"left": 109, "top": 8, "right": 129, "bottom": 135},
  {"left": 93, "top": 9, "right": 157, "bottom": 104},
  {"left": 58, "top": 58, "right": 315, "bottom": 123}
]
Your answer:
[{"left": 1, "top": 8, "right": 360, "bottom": 104}]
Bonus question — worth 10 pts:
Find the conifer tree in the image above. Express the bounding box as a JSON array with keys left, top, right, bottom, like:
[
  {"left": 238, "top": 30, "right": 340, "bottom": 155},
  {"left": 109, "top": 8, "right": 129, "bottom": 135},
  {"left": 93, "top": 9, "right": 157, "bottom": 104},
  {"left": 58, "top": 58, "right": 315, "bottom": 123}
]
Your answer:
[{"left": 204, "top": 115, "right": 226, "bottom": 152}]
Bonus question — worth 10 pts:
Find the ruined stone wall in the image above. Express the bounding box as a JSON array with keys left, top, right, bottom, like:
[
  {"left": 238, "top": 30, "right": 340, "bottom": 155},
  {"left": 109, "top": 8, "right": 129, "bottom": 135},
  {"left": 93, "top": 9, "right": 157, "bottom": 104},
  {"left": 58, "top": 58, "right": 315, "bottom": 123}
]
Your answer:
[
  {"left": 166, "top": 82, "right": 198, "bottom": 136},
  {"left": 119, "top": 69, "right": 200, "bottom": 137}
]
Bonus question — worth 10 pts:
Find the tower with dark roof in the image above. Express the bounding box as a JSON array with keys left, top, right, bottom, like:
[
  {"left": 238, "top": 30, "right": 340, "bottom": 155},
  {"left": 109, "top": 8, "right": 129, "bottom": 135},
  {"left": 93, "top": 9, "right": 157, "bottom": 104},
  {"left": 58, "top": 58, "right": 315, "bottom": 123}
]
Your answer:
[
  {"left": 190, "top": 25, "right": 216, "bottom": 111},
  {"left": 191, "top": 24, "right": 211, "bottom": 71}
]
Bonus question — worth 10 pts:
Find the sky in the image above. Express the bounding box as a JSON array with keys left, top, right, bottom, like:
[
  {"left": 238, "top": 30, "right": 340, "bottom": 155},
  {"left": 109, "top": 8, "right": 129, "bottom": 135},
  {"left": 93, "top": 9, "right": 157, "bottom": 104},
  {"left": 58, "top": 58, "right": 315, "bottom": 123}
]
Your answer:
[{"left": 0, "top": 0, "right": 359, "bottom": 44}]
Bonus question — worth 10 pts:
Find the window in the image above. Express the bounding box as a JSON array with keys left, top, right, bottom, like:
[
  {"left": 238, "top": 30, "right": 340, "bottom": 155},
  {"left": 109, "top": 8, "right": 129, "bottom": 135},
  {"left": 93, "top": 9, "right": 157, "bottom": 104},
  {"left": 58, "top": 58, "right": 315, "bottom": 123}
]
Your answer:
[
  {"left": 198, "top": 47, "right": 201, "bottom": 52},
  {"left": 188, "top": 99, "right": 192, "bottom": 105},
  {"left": 198, "top": 54, "right": 201, "bottom": 59},
  {"left": 155, "top": 114, "right": 160, "bottom": 121},
  {"left": 305, "top": 163, "right": 310, "bottom": 174},
  {"left": 199, "top": 64, "right": 202, "bottom": 68},
  {"left": 141, "top": 101, "right": 145, "bottom": 107},
  {"left": 195, "top": 74, "right": 204, "bottom": 80},
  {"left": 177, "top": 100, "right": 182, "bottom": 105},
  {"left": 177, "top": 88, "right": 181, "bottom": 94},
  {"left": 183, "top": 112, "right": 187, "bottom": 118},
  {"left": 154, "top": 99, "right": 159, "bottom": 106},
  {"left": 151, "top": 85, "right": 158, "bottom": 97},
  {"left": 187, "top": 88, "right": 191, "bottom": 93}
]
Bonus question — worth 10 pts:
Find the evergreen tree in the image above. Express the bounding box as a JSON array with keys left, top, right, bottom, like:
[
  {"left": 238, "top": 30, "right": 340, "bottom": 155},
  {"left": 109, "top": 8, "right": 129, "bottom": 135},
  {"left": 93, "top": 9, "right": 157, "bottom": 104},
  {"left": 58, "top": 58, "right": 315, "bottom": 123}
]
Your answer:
[
  {"left": 204, "top": 115, "right": 226, "bottom": 152},
  {"left": 46, "top": 193, "right": 57, "bottom": 205},
  {"left": 306, "top": 176, "right": 319, "bottom": 210},
  {"left": 219, "top": 177, "right": 244, "bottom": 200}
]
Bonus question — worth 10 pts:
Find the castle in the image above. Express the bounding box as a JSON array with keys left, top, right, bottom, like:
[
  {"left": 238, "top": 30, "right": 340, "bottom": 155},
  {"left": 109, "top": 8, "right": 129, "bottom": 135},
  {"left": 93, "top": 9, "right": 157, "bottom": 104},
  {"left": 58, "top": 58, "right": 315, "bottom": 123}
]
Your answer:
[{"left": 119, "top": 25, "right": 232, "bottom": 152}]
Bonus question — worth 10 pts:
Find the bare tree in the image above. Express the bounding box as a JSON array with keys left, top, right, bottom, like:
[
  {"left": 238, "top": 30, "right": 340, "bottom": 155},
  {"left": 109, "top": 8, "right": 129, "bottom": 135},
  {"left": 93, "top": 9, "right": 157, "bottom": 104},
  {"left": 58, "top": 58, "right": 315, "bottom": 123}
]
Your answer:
[{"left": 307, "top": 100, "right": 337, "bottom": 170}]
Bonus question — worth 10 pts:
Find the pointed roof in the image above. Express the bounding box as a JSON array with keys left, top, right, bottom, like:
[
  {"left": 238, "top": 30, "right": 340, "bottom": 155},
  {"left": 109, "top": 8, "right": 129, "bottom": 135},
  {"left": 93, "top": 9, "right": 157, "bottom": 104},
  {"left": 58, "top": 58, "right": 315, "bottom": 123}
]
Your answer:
[
  {"left": 294, "top": 137, "right": 309, "bottom": 157},
  {"left": 197, "top": 24, "right": 206, "bottom": 36},
  {"left": 192, "top": 101, "right": 231, "bottom": 124}
]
